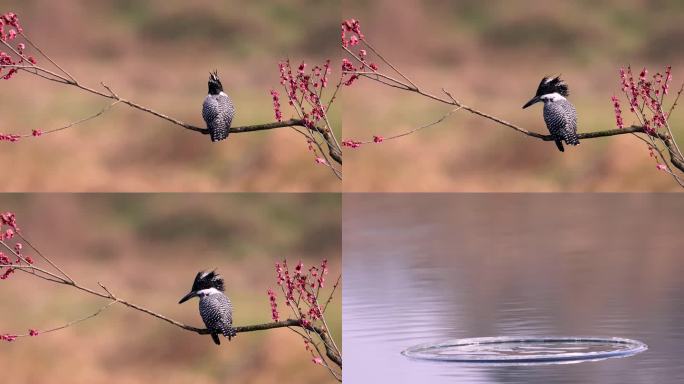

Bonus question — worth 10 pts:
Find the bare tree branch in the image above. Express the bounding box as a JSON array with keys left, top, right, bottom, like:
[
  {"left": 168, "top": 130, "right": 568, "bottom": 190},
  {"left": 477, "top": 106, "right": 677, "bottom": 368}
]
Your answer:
[
  {"left": 2, "top": 30, "right": 343, "bottom": 173},
  {"left": 340, "top": 27, "right": 684, "bottom": 184},
  {"left": 2, "top": 240, "right": 342, "bottom": 377}
]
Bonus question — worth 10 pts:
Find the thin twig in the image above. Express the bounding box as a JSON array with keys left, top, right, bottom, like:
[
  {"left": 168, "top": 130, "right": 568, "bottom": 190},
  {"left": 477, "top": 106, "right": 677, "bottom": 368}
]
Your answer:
[
  {"left": 20, "top": 32, "right": 77, "bottom": 83},
  {"left": 15, "top": 233, "right": 74, "bottom": 282},
  {"left": 361, "top": 39, "right": 418, "bottom": 90},
  {"left": 13, "top": 301, "right": 116, "bottom": 338},
  {"left": 323, "top": 274, "right": 341, "bottom": 313},
  {"left": 355, "top": 107, "right": 463, "bottom": 145}
]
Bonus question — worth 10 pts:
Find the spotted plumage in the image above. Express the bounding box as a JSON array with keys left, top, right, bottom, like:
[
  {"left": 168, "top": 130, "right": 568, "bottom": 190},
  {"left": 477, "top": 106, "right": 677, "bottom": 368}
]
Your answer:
[
  {"left": 523, "top": 76, "right": 579, "bottom": 152},
  {"left": 179, "top": 270, "right": 236, "bottom": 345},
  {"left": 203, "top": 71, "right": 235, "bottom": 142}
]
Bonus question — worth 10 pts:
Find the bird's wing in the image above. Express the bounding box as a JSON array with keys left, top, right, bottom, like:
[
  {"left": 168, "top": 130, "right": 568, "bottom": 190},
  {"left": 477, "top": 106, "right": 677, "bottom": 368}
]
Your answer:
[
  {"left": 217, "top": 295, "right": 233, "bottom": 325},
  {"left": 217, "top": 93, "right": 235, "bottom": 127},
  {"left": 562, "top": 102, "right": 577, "bottom": 132},
  {"left": 202, "top": 96, "right": 219, "bottom": 124},
  {"left": 543, "top": 103, "right": 565, "bottom": 136}
]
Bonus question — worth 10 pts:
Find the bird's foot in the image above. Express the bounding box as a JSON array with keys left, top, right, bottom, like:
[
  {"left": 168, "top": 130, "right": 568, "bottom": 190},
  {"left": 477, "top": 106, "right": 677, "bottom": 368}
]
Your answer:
[{"left": 226, "top": 327, "right": 237, "bottom": 341}]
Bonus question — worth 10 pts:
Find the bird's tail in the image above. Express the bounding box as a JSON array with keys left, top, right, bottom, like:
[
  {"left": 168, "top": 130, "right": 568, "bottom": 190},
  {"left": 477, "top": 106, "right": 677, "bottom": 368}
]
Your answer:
[
  {"left": 555, "top": 140, "right": 565, "bottom": 152},
  {"left": 211, "top": 333, "right": 221, "bottom": 345},
  {"left": 564, "top": 131, "right": 580, "bottom": 146},
  {"left": 210, "top": 127, "right": 229, "bottom": 142}
]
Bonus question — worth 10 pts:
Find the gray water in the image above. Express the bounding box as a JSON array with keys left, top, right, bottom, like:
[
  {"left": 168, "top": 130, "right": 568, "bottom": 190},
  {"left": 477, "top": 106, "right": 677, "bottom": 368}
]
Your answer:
[{"left": 343, "top": 194, "right": 684, "bottom": 383}]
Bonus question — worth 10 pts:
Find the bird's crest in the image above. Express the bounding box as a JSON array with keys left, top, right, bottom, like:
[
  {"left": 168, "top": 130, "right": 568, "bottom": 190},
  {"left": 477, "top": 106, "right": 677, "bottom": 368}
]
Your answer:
[
  {"left": 537, "top": 75, "right": 569, "bottom": 97},
  {"left": 209, "top": 70, "right": 220, "bottom": 83},
  {"left": 191, "top": 270, "right": 225, "bottom": 292},
  {"left": 207, "top": 70, "right": 224, "bottom": 95}
]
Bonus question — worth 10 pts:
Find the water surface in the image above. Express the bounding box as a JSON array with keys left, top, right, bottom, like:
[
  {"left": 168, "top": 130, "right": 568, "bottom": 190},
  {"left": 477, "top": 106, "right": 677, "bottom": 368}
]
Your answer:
[{"left": 344, "top": 194, "right": 684, "bottom": 383}]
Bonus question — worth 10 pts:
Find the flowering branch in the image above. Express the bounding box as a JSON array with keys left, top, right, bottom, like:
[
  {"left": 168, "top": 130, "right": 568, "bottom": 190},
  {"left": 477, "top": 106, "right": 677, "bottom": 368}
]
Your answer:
[
  {"left": 0, "top": 212, "right": 341, "bottom": 380},
  {"left": 0, "top": 12, "right": 337, "bottom": 177},
  {"left": 270, "top": 59, "right": 343, "bottom": 178},
  {"left": 266, "top": 258, "right": 341, "bottom": 380},
  {"left": 339, "top": 18, "right": 684, "bottom": 187}
]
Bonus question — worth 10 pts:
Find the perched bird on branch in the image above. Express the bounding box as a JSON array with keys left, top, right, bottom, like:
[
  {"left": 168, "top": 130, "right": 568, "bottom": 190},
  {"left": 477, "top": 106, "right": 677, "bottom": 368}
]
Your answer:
[
  {"left": 179, "top": 270, "right": 236, "bottom": 345},
  {"left": 203, "top": 71, "right": 235, "bottom": 142},
  {"left": 523, "top": 76, "right": 579, "bottom": 152}
]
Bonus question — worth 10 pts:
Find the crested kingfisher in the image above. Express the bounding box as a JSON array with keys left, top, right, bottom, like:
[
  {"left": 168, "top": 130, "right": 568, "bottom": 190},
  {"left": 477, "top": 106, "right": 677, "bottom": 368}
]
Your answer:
[
  {"left": 179, "top": 270, "right": 236, "bottom": 345},
  {"left": 523, "top": 76, "right": 579, "bottom": 152},
  {"left": 202, "top": 71, "right": 235, "bottom": 142}
]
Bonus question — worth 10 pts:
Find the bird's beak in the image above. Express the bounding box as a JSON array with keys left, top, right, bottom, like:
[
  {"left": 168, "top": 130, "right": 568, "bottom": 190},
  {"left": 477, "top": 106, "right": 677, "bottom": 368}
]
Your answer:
[
  {"left": 178, "top": 291, "right": 198, "bottom": 304},
  {"left": 522, "top": 96, "right": 541, "bottom": 109}
]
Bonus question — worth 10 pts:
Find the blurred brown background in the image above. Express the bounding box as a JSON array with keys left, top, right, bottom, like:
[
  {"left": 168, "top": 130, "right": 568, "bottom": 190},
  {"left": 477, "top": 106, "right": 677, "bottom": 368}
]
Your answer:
[
  {"left": 342, "top": 0, "right": 684, "bottom": 191},
  {"left": 0, "top": 0, "right": 340, "bottom": 192},
  {"left": 0, "top": 194, "right": 341, "bottom": 383}
]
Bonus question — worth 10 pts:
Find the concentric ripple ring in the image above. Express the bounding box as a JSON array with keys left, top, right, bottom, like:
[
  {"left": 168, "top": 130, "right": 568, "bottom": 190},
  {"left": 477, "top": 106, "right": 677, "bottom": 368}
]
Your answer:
[{"left": 402, "top": 336, "right": 648, "bottom": 364}]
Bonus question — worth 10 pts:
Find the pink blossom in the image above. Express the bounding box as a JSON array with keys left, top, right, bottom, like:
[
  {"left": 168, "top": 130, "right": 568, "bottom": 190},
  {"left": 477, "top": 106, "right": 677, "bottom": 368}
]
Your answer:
[
  {"left": 0, "top": 333, "right": 17, "bottom": 342},
  {"left": 321, "top": 60, "right": 330, "bottom": 88},
  {"left": 271, "top": 256, "right": 333, "bottom": 356},
  {"left": 656, "top": 164, "right": 667, "bottom": 171},
  {"left": 314, "top": 157, "right": 327, "bottom": 165},
  {"left": 0, "top": 133, "right": 20, "bottom": 142},
  {"left": 0, "top": 268, "right": 14, "bottom": 280},
  {"left": 267, "top": 288, "right": 279, "bottom": 322},
  {"left": 312, "top": 357, "right": 323, "bottom": 365},
  {"left": 1, "top": 212, "right": 18, "bottom": 230},
  {"left": 28, "top": 329, "right": 39, "bottom": 337},
  {"left": 344, "top": 74, "right": 358, "bottom": 86},
  {"left": 341, "top": 19, "right": 363, "bottom": 38},
  {"left": 341, "top": 58, "right": 354, "bottom": 72},
  {"left": 373, "top": 135, "right": 384, "bottom": 143},
  {"left": 663, "top": 66, "right": 672, "bottom": 95},
  {"left": 341, "top": 18, "right": 364, "bottom": 47},
  {"left": 342, "top": 139, "right": 362, "bottom": 148},
  {"left": 611, "top": 96, "right": 624, "bottom": 129},
  {"left": 274, "top": 58, "right": 333, "bottom": 129},
  {"left": 269, "top": 90, "right": 282, "bottom": 122},
  {"left": 1, "top": 12, "right": 22, "bottom": 33},
  {"left": 318, "top": 258, "right": 328, "bottom": 288},
  {"left": 619, "top": 67, "right": 629, "bottom": 91},
  {"left": 32, "top": 129, "right": 42, "bottom": 137}
]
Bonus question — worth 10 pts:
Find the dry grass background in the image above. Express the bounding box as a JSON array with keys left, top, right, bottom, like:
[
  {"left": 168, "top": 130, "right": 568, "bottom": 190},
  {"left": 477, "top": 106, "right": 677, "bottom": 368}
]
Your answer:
[
  {"left": 0, "top": 0, "right": 341, "bottom": 192},
  {"left": 0, "top": 194, "right": 341, "bottom": 383},
  {"left": 342, "top": 0, "right": 684, "bottom": 191}
]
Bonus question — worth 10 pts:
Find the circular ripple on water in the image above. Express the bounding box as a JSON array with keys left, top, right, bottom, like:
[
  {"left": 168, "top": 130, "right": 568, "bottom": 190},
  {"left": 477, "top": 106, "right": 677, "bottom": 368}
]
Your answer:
[{"left": 402, "top": 337, "right": 648, "bottom": 364}]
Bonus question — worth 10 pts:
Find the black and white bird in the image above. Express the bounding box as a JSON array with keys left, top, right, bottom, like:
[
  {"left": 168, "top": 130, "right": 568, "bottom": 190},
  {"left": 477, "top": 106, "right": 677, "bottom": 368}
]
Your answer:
[
  {"left": 522, "top": 76, "right": 579, "bottom": 152},
  {"left": 179, "top": 270, "right": 236, "bottom": 345},
  {"left": 203, "top": 71, "right": 235, "bottom": 142}
]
